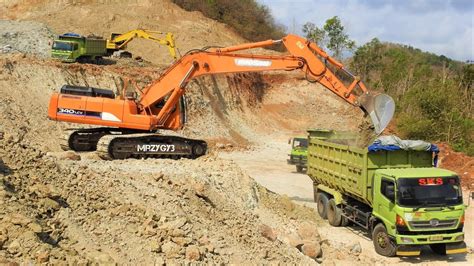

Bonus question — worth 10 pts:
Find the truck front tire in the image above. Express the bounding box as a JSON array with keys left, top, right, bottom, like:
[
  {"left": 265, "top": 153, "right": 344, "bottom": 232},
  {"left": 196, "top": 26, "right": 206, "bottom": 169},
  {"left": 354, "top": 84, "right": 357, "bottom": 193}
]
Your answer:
[
  {"left": 316, "top": 192, "right": 328, "bottom": 219},
  {"left": 327, "top": 199, "right": 342, "bottom": 226},
  {"left": 372, "top": 223, "right": 397, "bottom": 257}
]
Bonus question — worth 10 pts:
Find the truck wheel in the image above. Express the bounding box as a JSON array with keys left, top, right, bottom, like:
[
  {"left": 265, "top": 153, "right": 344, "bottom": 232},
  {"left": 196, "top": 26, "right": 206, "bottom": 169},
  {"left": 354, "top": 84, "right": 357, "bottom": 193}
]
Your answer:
[
  {"left": 316, "top": 192, "right": 328, "bottom": 219},
  {"left": 341, "top": 216, "right": 350, "bottom": 227},
  {"left": 327, "top": 199, "right": 342, "bottom": 226},
  {"left": 296, "top": 165, "right": 303, "bottom": 173},
  {"left": 429, "top": 244, "right": 447, "bottom": 255},
  {"left": 372, "top": 223, "right": 397, "bottom": 257}
]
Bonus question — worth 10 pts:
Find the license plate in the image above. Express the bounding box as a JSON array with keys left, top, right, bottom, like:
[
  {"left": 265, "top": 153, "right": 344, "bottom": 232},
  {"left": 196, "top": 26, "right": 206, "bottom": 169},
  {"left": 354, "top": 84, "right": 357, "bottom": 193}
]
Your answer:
[{"left": 430, "top": 235, "right": 443, "bottom": 241}]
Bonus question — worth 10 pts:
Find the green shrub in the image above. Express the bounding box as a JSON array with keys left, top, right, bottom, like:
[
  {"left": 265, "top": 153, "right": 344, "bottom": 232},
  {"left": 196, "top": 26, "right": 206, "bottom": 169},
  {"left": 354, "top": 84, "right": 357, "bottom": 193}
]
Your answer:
[
  {"left": 172, "top": 0, "right": 286, "bottom": 44},
  {"left": 351, "top": 41, "right": 473, "bottom": 155}
]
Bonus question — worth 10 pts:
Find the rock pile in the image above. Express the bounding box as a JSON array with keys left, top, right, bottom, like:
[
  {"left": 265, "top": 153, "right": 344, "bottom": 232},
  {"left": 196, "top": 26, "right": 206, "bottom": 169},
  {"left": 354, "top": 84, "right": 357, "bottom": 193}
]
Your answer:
[{"left": 0, "top": 20, "right": 55, "bottom": 58}]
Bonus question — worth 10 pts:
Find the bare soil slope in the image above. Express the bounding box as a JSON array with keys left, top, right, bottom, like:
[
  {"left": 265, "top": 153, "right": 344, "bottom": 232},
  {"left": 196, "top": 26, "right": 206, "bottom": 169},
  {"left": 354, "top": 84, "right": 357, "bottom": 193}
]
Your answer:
[
  {"left": 0, "top": 1, "right": 375, "bottom": 264},
  {"left": 1, "top": 0, "right": 247, "bottom": 65},
  {"left": 0, "top": 33, "right": 363, "bottom": 266}
]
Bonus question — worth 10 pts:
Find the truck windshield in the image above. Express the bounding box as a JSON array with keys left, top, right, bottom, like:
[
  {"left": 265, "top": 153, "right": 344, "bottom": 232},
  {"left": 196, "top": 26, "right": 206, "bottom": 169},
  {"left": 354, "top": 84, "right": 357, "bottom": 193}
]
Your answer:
[
  {"left": 52, "top": 41, "right": 74, "bottom": 51},
  {"left": 397, "top": 176, "right": 462, "bottom": 208},
  {"left": 293, "top": 138, "right": 308, "bottom": 148}
]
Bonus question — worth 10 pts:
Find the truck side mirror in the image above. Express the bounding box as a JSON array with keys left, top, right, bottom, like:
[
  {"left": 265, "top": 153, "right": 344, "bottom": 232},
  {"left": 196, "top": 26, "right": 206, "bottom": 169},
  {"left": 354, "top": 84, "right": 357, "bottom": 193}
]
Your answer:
[
  {"left": 386, "top": 184, "right": 395, "bottom": 202},
  {"left": 288, "top": 139, "right": 291, "bottom": 145}
]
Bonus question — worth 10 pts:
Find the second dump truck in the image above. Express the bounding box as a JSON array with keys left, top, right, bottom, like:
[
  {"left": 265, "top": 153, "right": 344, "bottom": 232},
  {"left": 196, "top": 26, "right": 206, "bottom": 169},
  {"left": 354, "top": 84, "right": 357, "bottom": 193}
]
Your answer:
[
  {"left": 287, "top": 136, "right": 308, "bottom": 172},
  {"left": 308, "top": 129, "right": 466, "bottom": 257}
]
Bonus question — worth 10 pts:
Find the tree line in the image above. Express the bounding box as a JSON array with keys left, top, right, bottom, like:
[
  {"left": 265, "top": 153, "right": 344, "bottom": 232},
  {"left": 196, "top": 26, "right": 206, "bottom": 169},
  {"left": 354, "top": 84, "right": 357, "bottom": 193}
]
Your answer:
[
  {"left": 171, "top": 1, "right": 473, "bottom": 154},
  {"left": 303, "top": 16, "right": 472, "bottom": 155},
  {"left": 171, "top": 0, "right": 285, "bottom": 43}
]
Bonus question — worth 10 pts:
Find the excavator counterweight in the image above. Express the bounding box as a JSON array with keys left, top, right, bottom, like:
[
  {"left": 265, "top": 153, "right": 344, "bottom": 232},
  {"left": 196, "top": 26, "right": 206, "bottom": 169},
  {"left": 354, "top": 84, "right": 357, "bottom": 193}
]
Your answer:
[{"left": 48, "top": 34, "right": 394, "bottom": 159}]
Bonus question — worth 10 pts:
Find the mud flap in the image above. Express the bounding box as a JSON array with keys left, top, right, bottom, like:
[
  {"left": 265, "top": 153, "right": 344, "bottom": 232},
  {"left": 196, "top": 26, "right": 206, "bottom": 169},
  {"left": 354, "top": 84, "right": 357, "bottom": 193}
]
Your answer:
[
  {"left": 446, "top": 242, "right": 467, "bottom": 255},
  {"left": 396, "top": 245, "right": 421, "bottom": 256}
]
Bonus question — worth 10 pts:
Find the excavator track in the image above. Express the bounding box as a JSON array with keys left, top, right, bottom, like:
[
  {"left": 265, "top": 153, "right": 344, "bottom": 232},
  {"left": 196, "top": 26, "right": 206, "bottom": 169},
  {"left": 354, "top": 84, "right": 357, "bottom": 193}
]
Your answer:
[
  {"left": 60, "top": 128, "right": 114, "bottom": 151},
  {"left": 96, "top": 133, "right": 207, "bottom": 160},
  {"left": 62, "top": 128, "right": 207, "bottom": 160}
]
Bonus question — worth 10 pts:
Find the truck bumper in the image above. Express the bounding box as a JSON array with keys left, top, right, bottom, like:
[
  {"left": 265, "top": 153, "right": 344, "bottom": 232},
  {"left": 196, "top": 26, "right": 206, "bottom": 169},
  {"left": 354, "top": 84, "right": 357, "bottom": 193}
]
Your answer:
[
  {"left": 445, "top": 241, "right": 468, "bottom": 254},
  {"left": 395, "top": 230, "right": 466, "bottom": 256},
  {"left": 287, "top": 157, "right": 307, "bottom": 166},
  {"left": 395, "top": 231, "right": 464, "bottom": 245},
  {"left": 396, "top": 241, "right": 467, "bottom": 256},
  {"left": 396, "top": 245, "right": 422, "bottom": 256}
]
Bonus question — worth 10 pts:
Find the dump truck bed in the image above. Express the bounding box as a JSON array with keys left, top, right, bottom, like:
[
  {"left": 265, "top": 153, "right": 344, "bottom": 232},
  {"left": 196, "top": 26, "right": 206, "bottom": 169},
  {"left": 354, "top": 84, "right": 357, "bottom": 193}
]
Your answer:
[
  {"left": 58, "top": 35, "right": 106, "bottom": 56},
  {"left": 307, "top": 130, "right": 434, "bottom": 206},
  {"left": 83, "top": 38, "right": 106, "bottom": 55}
]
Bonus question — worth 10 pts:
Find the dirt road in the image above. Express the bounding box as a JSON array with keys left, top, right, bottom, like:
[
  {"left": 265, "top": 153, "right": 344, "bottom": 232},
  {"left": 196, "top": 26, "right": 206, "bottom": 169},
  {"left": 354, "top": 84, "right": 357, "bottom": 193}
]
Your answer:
[{"left": 221, "top": 138, "right": 474, "bottom": 265}]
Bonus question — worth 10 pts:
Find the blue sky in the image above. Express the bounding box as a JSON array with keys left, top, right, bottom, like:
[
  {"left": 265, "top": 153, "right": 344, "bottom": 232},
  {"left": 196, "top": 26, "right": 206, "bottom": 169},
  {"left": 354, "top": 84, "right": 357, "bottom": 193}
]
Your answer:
[{"left": 257, "top": 0, "right": 473, "bottom": 61}]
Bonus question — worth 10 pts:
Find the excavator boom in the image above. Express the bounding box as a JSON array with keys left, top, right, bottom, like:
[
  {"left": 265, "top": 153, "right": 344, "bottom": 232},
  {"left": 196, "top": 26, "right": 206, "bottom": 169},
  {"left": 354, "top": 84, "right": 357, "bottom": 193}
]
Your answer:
[
  {"left": 107, "top": 29, "right": 177, "bottom": 60},
  {"left": 48, "top": 34, "right": 394, "bottom": 159}
]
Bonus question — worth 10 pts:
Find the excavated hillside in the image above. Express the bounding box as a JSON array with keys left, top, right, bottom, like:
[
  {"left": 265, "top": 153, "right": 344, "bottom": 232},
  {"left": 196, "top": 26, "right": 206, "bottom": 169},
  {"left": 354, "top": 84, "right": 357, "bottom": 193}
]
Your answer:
[
  {"left": 1, "top": 1, "right": 473, "bottom": 265},
  {"left": 0, "top": 49, "right": 366, "bottom": 265},
  {"left": 0, "top": 6, "right": 367, "bottom": 263},
  {"left": 1, "top": 0, "right": 249, "bottom": 66}
]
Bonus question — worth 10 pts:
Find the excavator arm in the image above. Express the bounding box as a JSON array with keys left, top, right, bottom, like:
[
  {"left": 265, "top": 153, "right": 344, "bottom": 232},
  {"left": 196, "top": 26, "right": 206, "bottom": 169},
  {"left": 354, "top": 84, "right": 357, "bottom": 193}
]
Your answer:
[
  {"left": 107, "top": 29, "right": 177, "bottom": 59},
  {"left": 139, "top": 34, "right": 394, "bottom": 133}
]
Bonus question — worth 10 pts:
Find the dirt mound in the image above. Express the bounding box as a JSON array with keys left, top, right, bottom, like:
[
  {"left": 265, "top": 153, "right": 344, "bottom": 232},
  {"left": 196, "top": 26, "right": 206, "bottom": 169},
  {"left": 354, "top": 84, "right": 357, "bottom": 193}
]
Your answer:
[
  {"left": 0, "top": 20, "right": 54, "bottom": 58},
  {"left": 0, "top": 2, "right": 368, "bottom": 263},
  {"left": 438, "top": 143, "right": 474, "bottom": 189},
  {"left": 0, "top": 49, "right": 364, "bottom": 263},
  {"left": 1, "top": 0, "right": 247, "bottom": 65},
  {"left": 1, "top": 135, "right": 319, "bottom": 264}
]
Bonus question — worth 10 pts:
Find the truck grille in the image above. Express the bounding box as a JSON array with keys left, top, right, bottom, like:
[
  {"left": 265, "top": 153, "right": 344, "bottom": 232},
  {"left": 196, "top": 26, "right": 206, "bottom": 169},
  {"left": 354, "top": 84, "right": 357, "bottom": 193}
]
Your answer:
[{"left": 409, "top": 219, "right": 457, "bottom": 229}]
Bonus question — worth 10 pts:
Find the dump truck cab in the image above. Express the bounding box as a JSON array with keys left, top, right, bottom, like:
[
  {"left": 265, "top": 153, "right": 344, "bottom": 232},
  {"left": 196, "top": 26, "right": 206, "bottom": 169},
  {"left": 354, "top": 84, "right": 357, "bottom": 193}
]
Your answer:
[
  {"left": 51, "top": 40, "right": 79, "bottom": 62},
  {"left": 287, "top": 136, "right": 308, "bottom": 172},
  {"left": 372, "top": 168, "right": 465, "bottom": 256}
]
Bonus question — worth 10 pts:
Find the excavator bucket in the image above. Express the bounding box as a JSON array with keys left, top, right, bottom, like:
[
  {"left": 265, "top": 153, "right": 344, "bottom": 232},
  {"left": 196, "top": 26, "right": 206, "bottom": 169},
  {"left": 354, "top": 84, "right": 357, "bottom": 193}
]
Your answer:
[{"left": 358, "top": 92, "right": 395, "bottom": 134}]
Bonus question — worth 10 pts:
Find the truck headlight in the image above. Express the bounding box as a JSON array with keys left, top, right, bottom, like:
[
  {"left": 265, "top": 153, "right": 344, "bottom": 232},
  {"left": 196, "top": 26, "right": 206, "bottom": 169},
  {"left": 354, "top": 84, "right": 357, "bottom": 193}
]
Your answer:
[
  {"left": 401, "top": 237, "right": 414, "bottom": 243},
  {"left": 455, "top": 234, "right": 464, "bottom": 241}
]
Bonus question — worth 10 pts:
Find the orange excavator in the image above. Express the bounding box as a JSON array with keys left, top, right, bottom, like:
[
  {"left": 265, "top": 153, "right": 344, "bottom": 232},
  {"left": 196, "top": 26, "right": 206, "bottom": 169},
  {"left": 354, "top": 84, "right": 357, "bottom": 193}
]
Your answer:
[{"left": 47, "top": 34, "right": 395, "bottom": 159}]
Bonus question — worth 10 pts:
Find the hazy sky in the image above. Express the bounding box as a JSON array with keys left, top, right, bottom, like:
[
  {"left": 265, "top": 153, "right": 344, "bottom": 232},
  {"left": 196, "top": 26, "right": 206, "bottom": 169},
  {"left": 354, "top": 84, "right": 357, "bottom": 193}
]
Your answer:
[{"left": 258, "top": 0, "right": 473, "bottom": 61}]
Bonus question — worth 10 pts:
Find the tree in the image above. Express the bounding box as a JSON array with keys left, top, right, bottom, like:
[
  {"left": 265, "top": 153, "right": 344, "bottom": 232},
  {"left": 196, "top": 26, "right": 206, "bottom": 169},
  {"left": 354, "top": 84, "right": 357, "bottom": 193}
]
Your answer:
[
  {"left": 323, "top": 16, "right": 355, "bottom": 59},
  {"left": 351, "top": 38, "right": 383, "bottom": 81},
  {"left": 302, "top": 16, "right": 355, "bottom": 59},
  {"left": 302, "top": 22, "right": 326, "bottom": 46}
]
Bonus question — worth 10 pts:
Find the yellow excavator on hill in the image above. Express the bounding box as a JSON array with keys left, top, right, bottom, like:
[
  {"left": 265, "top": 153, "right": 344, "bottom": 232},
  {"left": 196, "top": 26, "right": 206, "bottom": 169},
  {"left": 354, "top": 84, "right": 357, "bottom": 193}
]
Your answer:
[{"left": 107, "top": 29, "right": 177, "bottom": 59}]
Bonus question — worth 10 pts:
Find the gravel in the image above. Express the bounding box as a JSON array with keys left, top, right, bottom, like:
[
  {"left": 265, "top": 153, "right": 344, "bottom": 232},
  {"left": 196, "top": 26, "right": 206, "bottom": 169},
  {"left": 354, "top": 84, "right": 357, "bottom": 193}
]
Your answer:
[{"left": 0, "top": 20, "right": 55, "bottom": 58}]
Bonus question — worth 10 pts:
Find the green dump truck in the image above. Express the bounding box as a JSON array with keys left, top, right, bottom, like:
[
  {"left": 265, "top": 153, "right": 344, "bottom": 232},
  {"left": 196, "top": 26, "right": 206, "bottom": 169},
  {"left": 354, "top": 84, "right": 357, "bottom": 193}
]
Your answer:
[
  {"left": 51, "top": 33, "right": 107, "bottom": 63},
  {"left": 287, "top": 136, "right": 308, "bottom": 172},
  {"left": 308, "top": 129, "right": 467, "bottom": 257}
]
